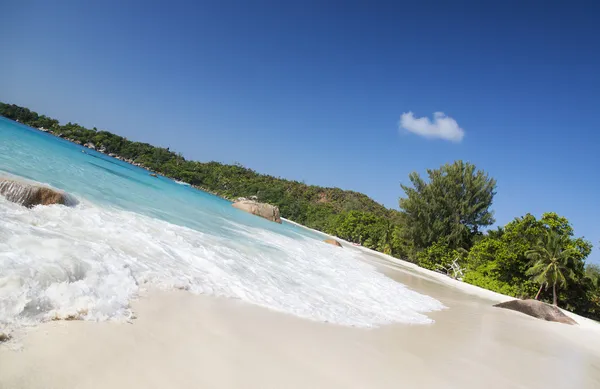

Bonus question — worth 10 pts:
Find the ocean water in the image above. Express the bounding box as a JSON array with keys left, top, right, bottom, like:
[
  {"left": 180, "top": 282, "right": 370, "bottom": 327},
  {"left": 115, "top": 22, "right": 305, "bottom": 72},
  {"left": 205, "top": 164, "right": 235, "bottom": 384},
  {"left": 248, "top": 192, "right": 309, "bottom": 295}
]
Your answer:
[{"left": 0, "top": 117, "right": 444, "bottom": 333}]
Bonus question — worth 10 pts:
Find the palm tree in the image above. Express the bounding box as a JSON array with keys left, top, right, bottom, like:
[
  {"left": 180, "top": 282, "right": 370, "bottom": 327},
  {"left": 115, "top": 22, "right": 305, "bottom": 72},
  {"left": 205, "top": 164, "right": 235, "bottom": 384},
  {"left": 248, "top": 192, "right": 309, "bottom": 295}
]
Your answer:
[{"left": 525, "top": 230, "right": 577, "bottom": 306}]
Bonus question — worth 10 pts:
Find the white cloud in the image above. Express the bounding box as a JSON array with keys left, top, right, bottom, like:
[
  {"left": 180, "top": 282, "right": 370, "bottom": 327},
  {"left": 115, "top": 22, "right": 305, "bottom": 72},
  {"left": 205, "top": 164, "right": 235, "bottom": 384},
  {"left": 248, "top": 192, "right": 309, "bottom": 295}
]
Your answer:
[{"left": 399, "top": 112, "right": 465, "bottom": 142}]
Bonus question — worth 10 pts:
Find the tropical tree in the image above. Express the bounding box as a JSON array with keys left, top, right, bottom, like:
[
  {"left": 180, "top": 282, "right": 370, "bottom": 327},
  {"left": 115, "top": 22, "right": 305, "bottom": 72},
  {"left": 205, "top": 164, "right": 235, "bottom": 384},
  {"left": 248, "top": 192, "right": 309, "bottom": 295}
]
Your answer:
[
  {"left": 526, "top": 231, "right": 578, "bottom": 306},
  {"left": 399, "top": 160, "right": 496, "bottom": 251},
  {"left": 378, "top": 220, "right": 394, "bottom": 255},
  {"left": 586, "top": 264, "right": 600, "bottom": 289}
]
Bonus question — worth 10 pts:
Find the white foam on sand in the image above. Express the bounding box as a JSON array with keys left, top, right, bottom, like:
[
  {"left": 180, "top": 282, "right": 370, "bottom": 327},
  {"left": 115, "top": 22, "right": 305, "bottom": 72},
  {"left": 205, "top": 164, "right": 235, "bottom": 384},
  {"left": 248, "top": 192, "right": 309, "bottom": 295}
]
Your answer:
[
  {"left": 282, "top": 218, "right": 600, "bottom": 331},
  {"left": 0, "top": 196, "right": 444, "bottom": 336}
]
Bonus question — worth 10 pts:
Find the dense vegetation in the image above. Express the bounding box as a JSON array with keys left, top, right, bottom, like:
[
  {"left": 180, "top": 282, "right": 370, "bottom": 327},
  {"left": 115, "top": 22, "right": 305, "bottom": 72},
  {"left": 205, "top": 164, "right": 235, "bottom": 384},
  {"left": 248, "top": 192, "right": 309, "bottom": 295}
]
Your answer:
[
  {"left": 400, "top": 161, "right": 496, "bottom": 251},
  {"left": 2, "top": 102, "right": 599, "bottom": 320}
]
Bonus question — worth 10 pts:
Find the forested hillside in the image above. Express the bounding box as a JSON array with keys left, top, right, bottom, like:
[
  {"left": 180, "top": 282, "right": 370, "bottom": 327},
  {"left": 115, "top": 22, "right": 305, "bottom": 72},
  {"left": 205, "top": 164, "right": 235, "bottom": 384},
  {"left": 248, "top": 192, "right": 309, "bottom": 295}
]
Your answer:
[{"left": 0, "top": 102, "right": 405, "bottom": 255}]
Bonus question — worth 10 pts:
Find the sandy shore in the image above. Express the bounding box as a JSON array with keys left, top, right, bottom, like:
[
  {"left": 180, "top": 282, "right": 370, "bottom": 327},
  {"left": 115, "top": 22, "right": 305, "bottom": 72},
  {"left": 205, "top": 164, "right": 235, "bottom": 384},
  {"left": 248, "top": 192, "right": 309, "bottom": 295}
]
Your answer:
[
  {"left": 283, "top": 217, "right": 600, "bottom": 329},
  {"left": 2, "top": 251, "right": 600, "bottom": 389}
]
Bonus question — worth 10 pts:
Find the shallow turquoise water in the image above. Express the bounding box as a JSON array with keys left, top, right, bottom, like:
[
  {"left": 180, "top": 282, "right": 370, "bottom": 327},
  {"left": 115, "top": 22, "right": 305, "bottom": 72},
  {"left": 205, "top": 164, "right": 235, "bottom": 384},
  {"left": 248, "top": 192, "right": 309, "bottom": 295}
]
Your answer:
[
  {"left": 0, "top": 117, "right": 444, "bottom": 332},
  {"left": 0, "top": 117, "right": 322, "bottom": 240}
]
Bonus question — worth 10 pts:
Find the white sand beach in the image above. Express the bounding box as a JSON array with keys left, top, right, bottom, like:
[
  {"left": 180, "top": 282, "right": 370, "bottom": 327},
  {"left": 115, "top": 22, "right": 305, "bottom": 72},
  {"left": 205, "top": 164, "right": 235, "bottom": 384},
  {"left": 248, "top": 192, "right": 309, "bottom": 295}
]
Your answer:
[
  {"left": 3, "top": 2, "right": 600, "bottom": 387},
  {"left": 2, "top": 248, "right": 599, "bottom": 389}
]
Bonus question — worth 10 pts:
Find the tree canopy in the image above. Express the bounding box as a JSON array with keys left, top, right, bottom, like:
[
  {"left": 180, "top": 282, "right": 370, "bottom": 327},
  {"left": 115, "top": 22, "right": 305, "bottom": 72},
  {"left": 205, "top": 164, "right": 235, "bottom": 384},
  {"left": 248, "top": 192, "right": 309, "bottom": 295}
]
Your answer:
[
  {"left": 526, "top": 230, "right": 579, "bottom": 305},
  {"left": 399, "top": 161, "right": 496, "bottom": 251}
]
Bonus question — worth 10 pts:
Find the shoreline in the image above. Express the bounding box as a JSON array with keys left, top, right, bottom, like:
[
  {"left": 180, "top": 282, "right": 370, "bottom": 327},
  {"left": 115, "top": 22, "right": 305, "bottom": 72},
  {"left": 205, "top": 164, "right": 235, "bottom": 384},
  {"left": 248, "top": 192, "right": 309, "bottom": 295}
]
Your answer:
[
  {"left": 2, "top": 273, "right": 600, "bottom": 388},
  {"left": 283, "top": 217, "right": 600, "bottom": 330},
  {"left": 34, "top": 123, "right": 232, "bottom": 198}
]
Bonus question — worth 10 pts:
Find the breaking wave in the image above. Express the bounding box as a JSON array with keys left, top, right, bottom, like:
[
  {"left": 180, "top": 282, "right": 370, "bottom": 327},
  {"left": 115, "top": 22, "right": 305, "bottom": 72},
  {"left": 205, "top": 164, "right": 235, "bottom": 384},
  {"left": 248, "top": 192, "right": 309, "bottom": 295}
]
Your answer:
[{"left": 0, "top": 195, "right": 444, "bottom": 334}]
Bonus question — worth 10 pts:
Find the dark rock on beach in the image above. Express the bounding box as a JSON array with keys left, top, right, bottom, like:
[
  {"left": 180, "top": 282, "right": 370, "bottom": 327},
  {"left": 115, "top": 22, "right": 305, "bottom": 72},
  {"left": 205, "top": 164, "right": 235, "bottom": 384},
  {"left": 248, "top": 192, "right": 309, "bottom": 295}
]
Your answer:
[{"left": 494, "top": 299, "right": 577, "bottom": 325}]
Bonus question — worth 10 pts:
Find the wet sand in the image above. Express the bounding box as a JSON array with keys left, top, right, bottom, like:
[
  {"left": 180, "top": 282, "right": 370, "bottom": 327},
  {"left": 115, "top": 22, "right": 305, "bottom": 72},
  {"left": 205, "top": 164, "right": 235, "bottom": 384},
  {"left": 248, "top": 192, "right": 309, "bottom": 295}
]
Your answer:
[{"left": 1, "top": 254, "right": 600, "bottom": 389}]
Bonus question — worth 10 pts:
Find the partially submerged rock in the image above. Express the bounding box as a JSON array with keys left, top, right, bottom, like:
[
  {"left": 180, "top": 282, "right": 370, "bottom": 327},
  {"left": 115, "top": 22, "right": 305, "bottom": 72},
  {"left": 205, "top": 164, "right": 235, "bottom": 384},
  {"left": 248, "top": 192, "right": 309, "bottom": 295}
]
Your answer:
[
  {"left": 0, "top": 331, "right": 10, "bottom": 342},
  {"left": 232, "top": 200, "right": 281, "bottom": 223},
  {"left": 0, "top": 178, "right": 76, "bottom": 208},
  {"left": 494, "top": 299, "right": 577, "bottom": 325},
  {"left": 324, "top": 239, "right": 342, "bottom": 247}
]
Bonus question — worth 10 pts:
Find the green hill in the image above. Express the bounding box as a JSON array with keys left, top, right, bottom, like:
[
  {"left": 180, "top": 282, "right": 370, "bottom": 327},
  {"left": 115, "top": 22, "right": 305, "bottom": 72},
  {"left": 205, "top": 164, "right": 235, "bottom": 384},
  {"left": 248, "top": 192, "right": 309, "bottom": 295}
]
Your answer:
[{"left": 0, "top": 102, "right": 404, "bottom": 255}]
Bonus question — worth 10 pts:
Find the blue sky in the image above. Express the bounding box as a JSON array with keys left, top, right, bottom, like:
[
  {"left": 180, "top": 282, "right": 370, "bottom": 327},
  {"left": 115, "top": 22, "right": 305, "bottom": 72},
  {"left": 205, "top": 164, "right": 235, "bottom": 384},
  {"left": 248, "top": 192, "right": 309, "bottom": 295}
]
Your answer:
[{"left": 1, "top": 1, "right": 599, "bottom": 262}]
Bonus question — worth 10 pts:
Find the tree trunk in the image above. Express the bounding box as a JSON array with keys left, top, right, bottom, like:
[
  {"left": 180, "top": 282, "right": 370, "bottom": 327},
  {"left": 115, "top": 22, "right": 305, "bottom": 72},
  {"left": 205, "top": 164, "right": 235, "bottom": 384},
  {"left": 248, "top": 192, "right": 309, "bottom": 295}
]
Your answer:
[
  {"left": 552, "top": 282, "right": 558, "bottom": 306},
  {"left": 535, "top": 284, "right": 544, "bottom": 300}
]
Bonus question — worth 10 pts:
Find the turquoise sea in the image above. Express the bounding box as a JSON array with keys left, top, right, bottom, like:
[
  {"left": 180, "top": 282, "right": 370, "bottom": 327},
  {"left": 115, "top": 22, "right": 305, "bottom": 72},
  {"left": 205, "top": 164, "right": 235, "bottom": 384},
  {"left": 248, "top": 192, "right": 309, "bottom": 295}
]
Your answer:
[{"left": 0, "top": 117, "right": 443, "bottom": 333}]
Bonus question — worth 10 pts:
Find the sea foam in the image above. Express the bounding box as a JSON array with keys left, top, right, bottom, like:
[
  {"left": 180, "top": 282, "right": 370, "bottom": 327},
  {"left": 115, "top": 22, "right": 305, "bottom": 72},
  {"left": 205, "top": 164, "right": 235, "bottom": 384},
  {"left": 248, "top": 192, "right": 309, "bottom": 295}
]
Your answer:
[{"left": 0, "top": 195, "right": 444, "bottom": 334}]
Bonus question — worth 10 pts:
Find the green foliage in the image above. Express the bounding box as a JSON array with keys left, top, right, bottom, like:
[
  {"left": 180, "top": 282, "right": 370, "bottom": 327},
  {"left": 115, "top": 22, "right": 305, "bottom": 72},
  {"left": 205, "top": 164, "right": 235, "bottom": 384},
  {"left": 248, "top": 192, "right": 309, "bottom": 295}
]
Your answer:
[
  {"left": 399, "top": 160, "right": 496, "bottom": 251},
  {"left": 586, "top": 264, "right": 600, "bottom": 288},
  {"left": 462, "top": 267, "right": 522, "bottom": 296},
  {"left": 463, "top": 213, "right": 598, "bottom": 317},
  {"left": 416, "top": 241, "right": 460, "bottom": 271},
  {"left": 464, "top": 213, "right": 588, "bottom": 299},
  {"left": 579, "top": 264, "right": 600, "bottom": 318},
  {"left": 465, "top": 223, "right": 537, "bottom": 298},
  {"left": 526, "top": 230, "right": 579, "bottom": 306},
  {"left": 327, "top": 211, "right": 406, "bottom": 254}
]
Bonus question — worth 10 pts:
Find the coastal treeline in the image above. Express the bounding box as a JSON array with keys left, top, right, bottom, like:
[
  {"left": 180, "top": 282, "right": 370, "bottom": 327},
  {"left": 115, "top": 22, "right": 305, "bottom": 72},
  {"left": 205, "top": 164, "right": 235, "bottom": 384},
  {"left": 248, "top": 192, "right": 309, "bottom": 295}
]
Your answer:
[{"left": 1, "top": 102, "right": 599, "bottom": 320}]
